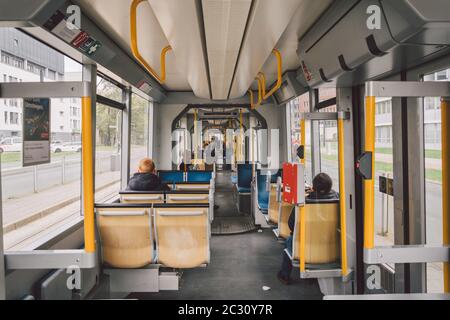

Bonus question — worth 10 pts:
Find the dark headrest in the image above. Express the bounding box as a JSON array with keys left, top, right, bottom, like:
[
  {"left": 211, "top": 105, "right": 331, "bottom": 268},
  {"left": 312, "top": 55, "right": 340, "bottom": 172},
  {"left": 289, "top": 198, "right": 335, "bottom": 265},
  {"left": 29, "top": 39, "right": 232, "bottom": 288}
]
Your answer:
[{"left": 305, "top": 199, "right": 340, "bottom": 204}]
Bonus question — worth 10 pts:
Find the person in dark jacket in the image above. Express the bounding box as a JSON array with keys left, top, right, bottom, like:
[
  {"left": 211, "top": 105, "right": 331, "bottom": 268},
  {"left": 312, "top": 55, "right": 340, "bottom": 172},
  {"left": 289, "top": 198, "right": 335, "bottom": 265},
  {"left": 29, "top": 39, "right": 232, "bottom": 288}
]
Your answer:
[
  {"left": 127, "top": 158, "right": 170, "bottom": 192},
  {"left": 277, "top": 173, "right": 339, "bottom": 285}
]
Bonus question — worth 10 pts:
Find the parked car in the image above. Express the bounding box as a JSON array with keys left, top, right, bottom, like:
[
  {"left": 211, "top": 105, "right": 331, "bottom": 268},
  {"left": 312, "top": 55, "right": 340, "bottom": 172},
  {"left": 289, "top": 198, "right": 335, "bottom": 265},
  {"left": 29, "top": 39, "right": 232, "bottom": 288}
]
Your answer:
[
  {"left": 0, "top": 137, "right": 22, "bottom": 153},
  {"left": 52, "top": 142, "right": 82, "bottom": 153}
]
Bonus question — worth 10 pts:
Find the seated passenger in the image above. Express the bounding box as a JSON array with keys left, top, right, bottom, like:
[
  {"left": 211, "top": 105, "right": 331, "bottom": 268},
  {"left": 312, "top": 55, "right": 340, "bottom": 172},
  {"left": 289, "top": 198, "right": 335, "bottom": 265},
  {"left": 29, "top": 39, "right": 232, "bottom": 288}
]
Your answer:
[
  {"left": 128, "top": 158, "right": 170, "bottom": 192},
  {"left": 277, "top": 173, "right": 339, "bottom": 285}
]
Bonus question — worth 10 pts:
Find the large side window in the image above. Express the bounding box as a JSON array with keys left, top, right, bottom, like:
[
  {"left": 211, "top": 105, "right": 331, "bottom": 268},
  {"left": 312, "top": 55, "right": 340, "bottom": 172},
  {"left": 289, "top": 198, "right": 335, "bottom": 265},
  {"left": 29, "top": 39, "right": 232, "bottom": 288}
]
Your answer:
[
  {"left": 317, "top": 88, "right": 339, "bottom": 192},
  {"left": 94, "top": 105, "right": 122, "bottom": 200},
  {"left": 0, "top": 28, "right": 84, "bottom": 250},
  {"left": 130, "top": 93, "right": 150, "bottom": 173},
  {"left": 288, "top": 93, "right": 312, "bottom": 183},
  {"left": 423, "top": 70, "right": 445, "bottom": 293}
]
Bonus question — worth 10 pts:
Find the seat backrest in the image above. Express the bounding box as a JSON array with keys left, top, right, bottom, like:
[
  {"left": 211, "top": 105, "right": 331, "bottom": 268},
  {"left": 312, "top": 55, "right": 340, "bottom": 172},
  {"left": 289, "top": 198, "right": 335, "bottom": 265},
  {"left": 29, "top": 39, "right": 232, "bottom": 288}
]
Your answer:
[
  {"left": 237, "top": 164, "right": 253, "bottom": 189},
  {"left": 174, "top": 182, "right": 210, "bottom": 191},
  {"left": 154, "top": 204, "right": 210, "bottom": 268},
  {"left": 293, "top": 200, "right": 340, "bottom": 264},
  {"left": 186, "top": 171, "right": 213, "bottom": 182},
  {"left": 158, "top": 170, "right": 184, "bottom": 184},
  {"left": 166, "top": 191, "right": 210, "bottom": 204},
  {"left": 256, "top": 170, "right": 270, "bottom": 207},
  {"left": 279, "top": 201, "right": 294, "bottom": 239},
  {"left": 96, "top": 204, "right": 153, "bottom": 268},
  {"left": 119, "top": 191, "right": 165, "bottom": 204}
]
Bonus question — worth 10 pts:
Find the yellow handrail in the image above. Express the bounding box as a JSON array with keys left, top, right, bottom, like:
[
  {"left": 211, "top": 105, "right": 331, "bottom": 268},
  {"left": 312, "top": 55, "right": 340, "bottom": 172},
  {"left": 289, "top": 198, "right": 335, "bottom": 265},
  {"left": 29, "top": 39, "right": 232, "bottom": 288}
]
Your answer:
[
  {"left": 248, "top": 49, "right": 282, "bottom": 107},
  {"left": 130, "top": 0, "right": 172, "bottom": 84},
  {"left": 248, "top": 77, "right": 263, "bottom": 109},
  {"left": 263, "top": 49, "right": 282, "bottom": 100},
  {"left": 442, "top": 98, "right": 450, "bottom": 293},
  {"left": 81, "top": 97, "right": 95, "bottom": 253},
  {"left": 338, "top": 117, "right": 348, "bottom": 277},
  {"left": 364, "top": 96, "right": 376, "bottom": 250}
]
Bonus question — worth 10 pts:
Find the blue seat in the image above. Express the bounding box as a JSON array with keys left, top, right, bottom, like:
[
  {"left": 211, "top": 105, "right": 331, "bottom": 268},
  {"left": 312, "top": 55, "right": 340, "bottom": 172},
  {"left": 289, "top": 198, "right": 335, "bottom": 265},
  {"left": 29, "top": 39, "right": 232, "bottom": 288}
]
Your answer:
[
  {"left": 256, "top": 170, "right": 270, "bottom": 214},
  {"left": 256, "top": 169, "right": 283, "bottom": 214},
  {"left": 158, "top": 171, "right": 184, "bottom": 184},
  {"left": 187, "top": 171, "right": 213, "bottom": 182},
  {"left": 237, "top": 164, "right": 252, "bottom": 194}
]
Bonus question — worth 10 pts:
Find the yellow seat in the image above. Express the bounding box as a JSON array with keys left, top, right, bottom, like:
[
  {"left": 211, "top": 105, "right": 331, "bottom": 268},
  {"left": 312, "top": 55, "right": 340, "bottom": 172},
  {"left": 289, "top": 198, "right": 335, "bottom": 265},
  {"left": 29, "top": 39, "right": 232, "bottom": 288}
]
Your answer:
[
  {"left": 278, "top": 201, "right": 294, "bottom": 239},
  {"left": 293, "top": 201, "right": 340, "bottom": 264},
  {"left": 96, "top": 206, "right": 153, "bottom": 268},
  {"left": 154, "top": 205, "right": 210, "bottom": 268},
  {"left": 119, "top": 192, "right": 164, "bottom": 204},
  {"left": 268, "top": 184, "right": 279, "bottom": 224}
]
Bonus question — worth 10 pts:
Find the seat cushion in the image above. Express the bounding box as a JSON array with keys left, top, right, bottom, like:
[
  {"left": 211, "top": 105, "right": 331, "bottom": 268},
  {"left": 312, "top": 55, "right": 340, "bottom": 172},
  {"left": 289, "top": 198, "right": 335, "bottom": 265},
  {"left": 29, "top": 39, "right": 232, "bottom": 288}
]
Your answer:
[
  {"left": 237, "top": 187, "right": 251, "bottom": 193},
  {"left": 258, "top": 200, "right": 268, "bottom": 210}
]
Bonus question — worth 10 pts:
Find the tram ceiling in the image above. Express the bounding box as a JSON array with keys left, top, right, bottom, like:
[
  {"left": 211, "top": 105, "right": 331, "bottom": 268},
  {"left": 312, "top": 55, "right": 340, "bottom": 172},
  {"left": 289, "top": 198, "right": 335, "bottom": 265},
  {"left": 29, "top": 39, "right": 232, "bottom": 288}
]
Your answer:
[{"left": 0, "top": 0, "right": 168, "bottom": 101}]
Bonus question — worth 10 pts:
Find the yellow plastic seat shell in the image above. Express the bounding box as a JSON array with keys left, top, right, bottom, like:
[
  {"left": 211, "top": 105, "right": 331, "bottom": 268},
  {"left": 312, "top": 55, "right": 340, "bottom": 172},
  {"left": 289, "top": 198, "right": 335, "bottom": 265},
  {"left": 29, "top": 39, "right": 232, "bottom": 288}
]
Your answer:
[
  {"left": 293, "top": 202, "right": 340, "bottom": 264},
  {"left": 268, "top": 184, "right": 279, "bottom": 224},
  {"left": 278, "top": 201, "right": 294, "bottom": 239},
  {"left": 155, "top": 207, "right": 209, "bottom": 269},
  {"left": 97, "top": 208, "right": 153, "bottom": 269}
]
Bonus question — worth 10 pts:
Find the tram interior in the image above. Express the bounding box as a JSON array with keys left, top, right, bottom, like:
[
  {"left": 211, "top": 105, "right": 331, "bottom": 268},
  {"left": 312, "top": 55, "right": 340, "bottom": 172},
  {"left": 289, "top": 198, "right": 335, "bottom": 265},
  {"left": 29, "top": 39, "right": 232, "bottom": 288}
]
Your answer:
[{"left": 0, "top": 0, "right": 449, "bottom": 300}]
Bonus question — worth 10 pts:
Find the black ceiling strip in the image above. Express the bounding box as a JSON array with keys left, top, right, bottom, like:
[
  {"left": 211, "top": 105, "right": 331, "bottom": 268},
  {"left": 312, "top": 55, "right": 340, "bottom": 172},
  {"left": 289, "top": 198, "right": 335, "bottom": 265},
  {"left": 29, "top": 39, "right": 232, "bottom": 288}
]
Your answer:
[
  {"left": 316, "top": 97, "right": 337, "bottom": 110},
  {"left": 97, "top": 95, "right": 126, "bottom": 110}
]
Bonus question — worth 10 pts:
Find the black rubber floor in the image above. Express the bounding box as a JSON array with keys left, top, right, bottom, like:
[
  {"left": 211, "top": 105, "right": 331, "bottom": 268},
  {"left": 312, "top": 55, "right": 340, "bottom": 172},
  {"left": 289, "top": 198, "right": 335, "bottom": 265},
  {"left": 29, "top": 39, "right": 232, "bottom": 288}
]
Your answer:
[
  {"left": 128, "top": 171, "right": 323, "bottom": 300},
  {"left": 211, "top": 171, "right": 257, "bottom": 234},
  {"left": 129, "top": 229, "right": 323, "bottom": 300}
]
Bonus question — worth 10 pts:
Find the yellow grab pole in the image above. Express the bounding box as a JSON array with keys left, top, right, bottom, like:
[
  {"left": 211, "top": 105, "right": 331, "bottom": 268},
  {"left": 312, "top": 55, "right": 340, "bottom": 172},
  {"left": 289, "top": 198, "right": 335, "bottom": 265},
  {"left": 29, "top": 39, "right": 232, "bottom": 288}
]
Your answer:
[
  {"left": 194, "top": 110, "right": 198, "bottom": 163},
  {"left": 131, "top": 0, "right": 172, "bottom": 84},
  {"left": 299, "top": 114, "right": 306, "bottom": 272},
  {"left": 81, "top": 97, "right": 95, "bottom": 253},
  {"left": 300, "top": 117, "right": 306, "bottom": 165},
  {"left": 338, "top": 117, "right": 348, "bottom": 276},
  {"left": 239, "top": 109, "right": 244, "bottom": 162},
  {"left": 442, "top": 98, "right": 450, "bottom": 293},
  {"left": 364, "top": 96, "right": 376, "bottom": 249}
]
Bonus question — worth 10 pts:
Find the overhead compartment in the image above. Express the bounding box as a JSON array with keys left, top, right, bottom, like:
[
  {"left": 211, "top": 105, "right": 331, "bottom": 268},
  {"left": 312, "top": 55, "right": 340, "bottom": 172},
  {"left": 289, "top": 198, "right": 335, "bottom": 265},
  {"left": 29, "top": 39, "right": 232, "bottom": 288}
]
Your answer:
[
  {"left": 297, "top": 0, "right": 450, "bottom": 88},
  {"left": 272, "top": 71, "right": 308, "bottom": 106}
]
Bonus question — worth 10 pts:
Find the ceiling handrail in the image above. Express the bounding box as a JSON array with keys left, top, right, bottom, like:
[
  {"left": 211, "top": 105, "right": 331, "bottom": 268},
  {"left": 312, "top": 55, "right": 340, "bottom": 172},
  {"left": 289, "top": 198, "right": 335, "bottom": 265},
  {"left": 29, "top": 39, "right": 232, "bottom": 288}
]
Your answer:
[{"left": 130, "top": 0, "right": 172, "bottom": 84}]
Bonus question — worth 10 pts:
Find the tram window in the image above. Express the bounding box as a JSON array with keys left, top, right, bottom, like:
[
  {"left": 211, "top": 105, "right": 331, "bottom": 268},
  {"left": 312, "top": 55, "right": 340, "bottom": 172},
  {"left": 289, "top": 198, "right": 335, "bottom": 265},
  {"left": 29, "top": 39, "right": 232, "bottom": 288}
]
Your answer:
[
  {"left": 0, "top": 28, "right": 87, "bottom": 249},
  {"left": 318, "top": 120, "right": 339, "bottom": 192},
  {"left": 0, "top": 28, "right": 80, "bottom": 83},
  {"left": 97, "top": 76, "right": 123, "bottom": 103},
  {"left": 374, "top": 98, "right": 394, "bottom": 248},
  {"left": 130, "top": 93, "right": 150, "bottom": 173},
  {"left": 95, "top": 104, "right": 122, "bottom": 199},
  {"left": 423, "top": 69, "right": 445, "bottom": 293},
  {"left": 318, "top": 88, "right": 337, "bottom": 112},
  {"left": 287, "top": 93, "right": 312, "bottom": 183}
]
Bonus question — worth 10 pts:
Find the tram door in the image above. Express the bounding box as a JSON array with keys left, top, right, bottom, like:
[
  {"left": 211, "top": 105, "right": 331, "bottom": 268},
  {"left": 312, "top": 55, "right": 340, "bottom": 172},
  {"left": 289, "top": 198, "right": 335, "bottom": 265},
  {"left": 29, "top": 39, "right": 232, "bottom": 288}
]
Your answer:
[{"left": 362, "top": 79, "right": 450, "bottom": 295}]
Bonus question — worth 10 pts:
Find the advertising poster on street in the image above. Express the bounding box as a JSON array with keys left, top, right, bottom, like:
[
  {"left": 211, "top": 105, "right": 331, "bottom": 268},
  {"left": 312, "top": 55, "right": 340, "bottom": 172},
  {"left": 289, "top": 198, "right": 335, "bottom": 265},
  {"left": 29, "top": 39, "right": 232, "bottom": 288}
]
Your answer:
[{"left": 23, "top": 98, "right": 51, "bottom": 167}]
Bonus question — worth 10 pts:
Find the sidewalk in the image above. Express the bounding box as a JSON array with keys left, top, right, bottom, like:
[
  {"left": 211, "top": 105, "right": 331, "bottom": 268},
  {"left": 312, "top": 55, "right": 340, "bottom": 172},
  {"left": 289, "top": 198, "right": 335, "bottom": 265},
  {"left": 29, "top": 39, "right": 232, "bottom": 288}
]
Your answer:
[
  {"left": 2, "top": 171, "right": 120, "bottom": 231},
  {"left": 376, "top": 153, "right": 442, "bottom": 170}
]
